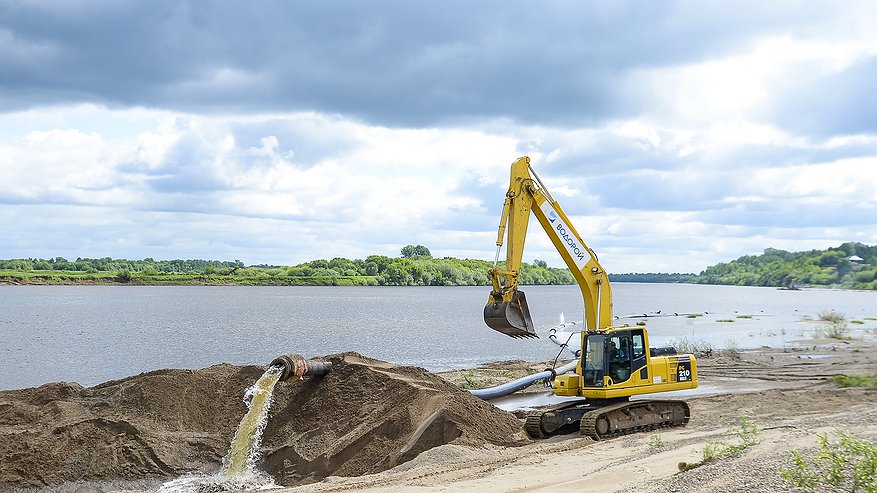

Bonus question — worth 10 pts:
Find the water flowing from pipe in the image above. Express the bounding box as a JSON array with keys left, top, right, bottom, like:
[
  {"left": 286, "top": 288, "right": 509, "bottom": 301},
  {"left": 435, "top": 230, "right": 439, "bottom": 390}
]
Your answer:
[
  {"left": 158, "top": 365, "right": 284, "bottom": 493},
  {"left": 222, "top": 365, "right": 283, "bottom": 476}
]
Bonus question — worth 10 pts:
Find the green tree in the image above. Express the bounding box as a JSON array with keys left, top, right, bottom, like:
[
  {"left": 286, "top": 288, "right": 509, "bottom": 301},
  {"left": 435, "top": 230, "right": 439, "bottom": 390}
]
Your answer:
[{"left": 401, "top": 245, "right": 432, "bottom": 258}]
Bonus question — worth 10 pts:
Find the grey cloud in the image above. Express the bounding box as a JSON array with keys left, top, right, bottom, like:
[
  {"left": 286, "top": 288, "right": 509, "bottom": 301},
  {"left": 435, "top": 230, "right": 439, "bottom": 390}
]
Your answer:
[
  {"left": 764, "top": 56, "right": 877, "bottom": 137},
  {"left": 0, "top": 0, "right": 851, "bottom": 128},
  {"left": 699, "top": 200, "right": 875, "bottom": 229},
  {"left": 227, "top": 119, "right": 358, "bottom": 167}
]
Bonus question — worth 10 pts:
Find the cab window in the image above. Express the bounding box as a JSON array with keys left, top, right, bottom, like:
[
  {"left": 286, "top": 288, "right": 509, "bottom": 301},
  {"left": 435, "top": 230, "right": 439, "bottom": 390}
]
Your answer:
[{"left": 632, "top": 332, "right": 645, "bottom": 358}]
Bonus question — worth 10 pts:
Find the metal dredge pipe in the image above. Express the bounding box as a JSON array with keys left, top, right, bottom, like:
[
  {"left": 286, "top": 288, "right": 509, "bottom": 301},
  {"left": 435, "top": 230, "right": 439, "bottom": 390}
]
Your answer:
[
  {"left": 468, "top": 359, "right": 578, "bottom": 400},
  {"left": 270, "top": 353, "right": 332, "bottom": 382}
]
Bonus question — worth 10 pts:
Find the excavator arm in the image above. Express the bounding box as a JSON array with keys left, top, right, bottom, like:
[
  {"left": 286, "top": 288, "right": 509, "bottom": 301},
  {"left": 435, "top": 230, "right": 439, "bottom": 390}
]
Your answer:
[{"left": 485, "top": 156, "right": 613, "bottom": 338}]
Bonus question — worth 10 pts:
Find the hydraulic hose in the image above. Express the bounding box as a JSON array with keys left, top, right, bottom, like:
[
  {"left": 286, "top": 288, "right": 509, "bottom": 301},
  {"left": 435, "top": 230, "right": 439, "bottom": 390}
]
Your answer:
[{"left": 469, "top": 359, "right": 578, "bottom": 400}]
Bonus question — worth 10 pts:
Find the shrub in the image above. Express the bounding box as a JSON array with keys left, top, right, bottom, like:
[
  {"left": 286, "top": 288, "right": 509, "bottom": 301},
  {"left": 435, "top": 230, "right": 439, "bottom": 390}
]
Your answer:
[
  {"left": 667, "top": 337, "right": 714, "bottom": 357},
  {"left": 817, "top": 309, "right": 846, "bottom": 324},
  {"left": 780, "top": 432, "right": 877, "bottom": 493},
  {"left": 814, "top": 321, "right": 850, "bottom": 340}
]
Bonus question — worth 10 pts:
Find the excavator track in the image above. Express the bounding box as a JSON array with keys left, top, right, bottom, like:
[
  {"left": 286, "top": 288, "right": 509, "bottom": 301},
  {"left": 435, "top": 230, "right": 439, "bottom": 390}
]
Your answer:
[
  {"left": 523, "top": 399, "right": 690, "bottom": 440},
  {"left": 524, "top": 414, "right": 547, "bottom": 439},
  {"left": 580, "top": 399, "right": 690, "bottom": 440}
]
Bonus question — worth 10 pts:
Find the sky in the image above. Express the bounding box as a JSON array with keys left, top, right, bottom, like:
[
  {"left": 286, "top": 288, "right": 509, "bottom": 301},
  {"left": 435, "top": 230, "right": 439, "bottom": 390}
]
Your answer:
[{"left": 1, "top": 1, "right": 876, "bottom": 273}]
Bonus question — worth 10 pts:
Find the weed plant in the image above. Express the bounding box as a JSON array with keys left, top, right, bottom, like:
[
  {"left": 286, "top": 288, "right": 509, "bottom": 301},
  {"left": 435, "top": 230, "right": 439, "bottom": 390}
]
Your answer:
[
  {"left": 781, "top": 432, "right": 877, "bottom": 493},
  {"left": 702, "top": 415, "right": 759, "bottom": 461},
  {"left": 817, "top": 309, "right": 847, "bottom": 324},
  {"left": 678, "top": 415, "right": 759, "bottom": 472},
  {"left": 667, "top": 337, "right": 714, "bottom": 357},
  {"left": 647, "top": 433, "right": 665, "bottom": 450}
]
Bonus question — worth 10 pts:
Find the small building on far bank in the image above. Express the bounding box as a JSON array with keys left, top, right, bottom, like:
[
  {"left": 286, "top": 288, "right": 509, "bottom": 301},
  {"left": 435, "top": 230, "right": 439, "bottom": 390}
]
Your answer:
[{"left": 849, "top": 255, "right": 865, "bottom": 269}]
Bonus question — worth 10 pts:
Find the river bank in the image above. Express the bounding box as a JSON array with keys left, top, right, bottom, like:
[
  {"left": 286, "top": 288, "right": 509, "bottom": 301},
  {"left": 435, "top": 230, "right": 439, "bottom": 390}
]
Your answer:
[{"left": 1, "top": 337, "right": 875, "bottom": 493}]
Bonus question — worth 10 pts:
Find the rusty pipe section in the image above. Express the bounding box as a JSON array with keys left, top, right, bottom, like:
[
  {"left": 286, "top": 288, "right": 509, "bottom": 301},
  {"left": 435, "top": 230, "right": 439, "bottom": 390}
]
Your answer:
[{"left": 270, "top": 353, "right": 332, "bottom": 381}]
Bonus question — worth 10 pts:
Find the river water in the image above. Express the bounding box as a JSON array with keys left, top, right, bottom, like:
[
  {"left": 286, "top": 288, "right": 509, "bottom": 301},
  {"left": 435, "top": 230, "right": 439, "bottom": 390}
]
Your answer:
[{"left": 1, "top": 284, "right": 875, "bottom": 390}]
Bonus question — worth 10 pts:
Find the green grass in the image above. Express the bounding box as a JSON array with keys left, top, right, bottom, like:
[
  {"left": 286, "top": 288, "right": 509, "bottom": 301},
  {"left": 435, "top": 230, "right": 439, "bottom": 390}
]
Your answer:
[
  {"left": 851, "top": 320, "right": 865, "bottom": 324},
  {"left": 717, "top": 319, "right": 736, "bottom": 323},
  {"left": 832, "top": 374, "right": 877, "bottom": 389},
  {"left": 736, "top": 314, "right": 754, "bottom": 319},
  {"left": 0, "top": 269, "right": 380, "bottom": 286}
]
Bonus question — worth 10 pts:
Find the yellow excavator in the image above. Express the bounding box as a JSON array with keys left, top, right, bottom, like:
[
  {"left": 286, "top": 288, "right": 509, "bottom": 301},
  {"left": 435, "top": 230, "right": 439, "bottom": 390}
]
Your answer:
[{"left": 485, "top": 156, "right": 698, "bottom": 439}]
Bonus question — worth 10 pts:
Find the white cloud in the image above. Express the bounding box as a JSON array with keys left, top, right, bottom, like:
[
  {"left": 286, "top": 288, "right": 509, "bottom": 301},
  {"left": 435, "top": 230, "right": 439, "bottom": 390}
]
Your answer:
[{"left": 2, "top": 101, "right": 875, "bottom": 272}]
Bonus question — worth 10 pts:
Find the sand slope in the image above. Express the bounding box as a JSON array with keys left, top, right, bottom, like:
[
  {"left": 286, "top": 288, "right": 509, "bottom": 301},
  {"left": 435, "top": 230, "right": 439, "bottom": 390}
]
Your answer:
[
  {"left": 0, "top": 353, "right": 526, "bottom": 489},
  {"left": 2, "top": 341, "right": 876, "bottom": 493}
]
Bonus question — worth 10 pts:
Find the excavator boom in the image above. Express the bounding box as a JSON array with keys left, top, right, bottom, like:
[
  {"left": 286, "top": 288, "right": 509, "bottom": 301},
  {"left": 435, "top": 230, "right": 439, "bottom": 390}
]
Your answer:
[{"left": 484, "top": 156, "right": 612, "bottom": 338}]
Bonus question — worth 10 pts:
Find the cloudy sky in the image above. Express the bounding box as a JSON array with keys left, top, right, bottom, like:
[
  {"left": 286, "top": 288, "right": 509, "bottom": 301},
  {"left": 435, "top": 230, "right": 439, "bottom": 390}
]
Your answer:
[{"left": 1, "top": 1, "right": 876, "bottom": 273}]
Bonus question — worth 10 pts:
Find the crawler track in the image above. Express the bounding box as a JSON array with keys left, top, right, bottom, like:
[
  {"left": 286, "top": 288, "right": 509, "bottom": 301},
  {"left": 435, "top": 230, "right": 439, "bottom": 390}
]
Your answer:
[
  {"left": 580, "top": 400, "right": 690, "bottom": 440},
  {"left": 524, "top": 399, "right": 690, "bottom": 440}
]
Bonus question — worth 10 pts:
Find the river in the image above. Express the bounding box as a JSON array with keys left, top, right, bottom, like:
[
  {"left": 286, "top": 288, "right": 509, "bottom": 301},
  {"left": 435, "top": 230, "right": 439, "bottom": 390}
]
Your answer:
[{"left": 1, "top": 283, "right": 875, "bottom": 390}]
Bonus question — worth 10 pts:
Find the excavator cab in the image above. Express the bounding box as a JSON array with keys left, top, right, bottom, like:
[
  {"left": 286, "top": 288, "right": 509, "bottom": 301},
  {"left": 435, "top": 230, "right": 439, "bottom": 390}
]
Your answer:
[
  {"left": 582, "top": 331, "right": 637, "bottom": 387},
  {"left": 483, "top": 289, "right": 537, "bottom": 338}
]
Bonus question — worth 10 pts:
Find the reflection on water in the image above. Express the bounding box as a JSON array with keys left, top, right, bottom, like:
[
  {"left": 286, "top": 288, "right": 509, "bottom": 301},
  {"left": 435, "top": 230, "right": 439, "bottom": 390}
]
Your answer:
[{"left": 1, "top": 284, "right": 875, "bottom": 390}]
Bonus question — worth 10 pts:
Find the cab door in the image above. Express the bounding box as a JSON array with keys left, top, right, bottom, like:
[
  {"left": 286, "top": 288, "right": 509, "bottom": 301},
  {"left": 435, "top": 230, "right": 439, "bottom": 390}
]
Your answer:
[
  {"left": 581, "top": 333, "right": 605, "bottom": 387},
  {"left": 606, "top": 331, "right": 632, "bottom": 384}
]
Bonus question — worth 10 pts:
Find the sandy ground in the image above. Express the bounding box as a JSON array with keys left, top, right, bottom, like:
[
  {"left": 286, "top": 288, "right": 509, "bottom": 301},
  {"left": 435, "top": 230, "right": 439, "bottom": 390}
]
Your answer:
[
  {"left": 2, "top": 338, "right": 875, "bottom": 493},
  {"left": 283, "top": 339, "right": 877, "bottom": 493}
]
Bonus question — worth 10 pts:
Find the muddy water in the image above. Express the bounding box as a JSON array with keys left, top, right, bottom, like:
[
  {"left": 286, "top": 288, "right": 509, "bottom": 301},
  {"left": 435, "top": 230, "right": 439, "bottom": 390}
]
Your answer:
[
  {"left": 2, "top": 284, "right": 876, "bottom": 390},
  {"left": 158, "top": 365, "right": 284, "bottom": 493},
  {"left": 222, "top": 365, "right": 283, "bottom": 476}
]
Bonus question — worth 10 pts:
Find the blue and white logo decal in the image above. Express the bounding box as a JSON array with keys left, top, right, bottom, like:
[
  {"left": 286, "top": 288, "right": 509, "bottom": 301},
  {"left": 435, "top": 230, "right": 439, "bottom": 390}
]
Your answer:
[{"left": 540, "top": 202, "right": 589, "bottom": 271}]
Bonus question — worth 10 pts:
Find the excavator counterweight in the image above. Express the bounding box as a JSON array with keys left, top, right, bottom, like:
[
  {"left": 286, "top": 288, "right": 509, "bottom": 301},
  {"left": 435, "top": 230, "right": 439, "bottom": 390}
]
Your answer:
[{"left": 483, "top": 290, "right": 536, "bottom": 338}]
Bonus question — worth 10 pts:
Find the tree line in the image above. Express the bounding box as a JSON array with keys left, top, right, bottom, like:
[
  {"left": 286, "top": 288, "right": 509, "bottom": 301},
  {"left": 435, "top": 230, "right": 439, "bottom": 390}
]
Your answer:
[
  {"left": 695, "top": 242, "right": 877, "bottom": 290},
  {"left": 0, "top": 245, "right": 574, "bottom": 286},
  {"left": 2, "top": 242, "right": 875, "bottom": 289}
]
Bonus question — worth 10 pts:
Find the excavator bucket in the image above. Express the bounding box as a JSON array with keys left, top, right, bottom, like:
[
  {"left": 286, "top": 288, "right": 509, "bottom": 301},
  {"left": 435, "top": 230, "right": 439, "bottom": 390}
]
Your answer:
[{"left": 484, "top": 290, "right": 538, "bottom": 338}]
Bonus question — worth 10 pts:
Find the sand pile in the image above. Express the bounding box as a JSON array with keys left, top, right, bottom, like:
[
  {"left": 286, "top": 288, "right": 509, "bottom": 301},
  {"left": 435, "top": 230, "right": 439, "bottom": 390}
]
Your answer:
[
  {"left": 261, "top": 353, "right": 527, "bottom": 485},
  {"left": 0, "top": 353, "right": 527, "bottom": 489}
]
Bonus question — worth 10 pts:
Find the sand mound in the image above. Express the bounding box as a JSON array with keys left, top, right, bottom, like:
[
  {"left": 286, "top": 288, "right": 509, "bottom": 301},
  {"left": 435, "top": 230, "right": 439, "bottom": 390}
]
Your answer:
[
  {"left": 261, "top": 353, "right": 528, "bottom": 485},
  {"left": 0, "top": 365, "right": 264, "bottom": 488},
  {"left": 0, "top": 353, "right": 526, "bottom": 489}
]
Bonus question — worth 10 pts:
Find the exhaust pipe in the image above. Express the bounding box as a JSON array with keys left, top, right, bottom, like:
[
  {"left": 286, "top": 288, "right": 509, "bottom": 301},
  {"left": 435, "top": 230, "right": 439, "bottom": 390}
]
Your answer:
[{"left": 270, "top": 353, "right": 332, "bottom": 382}]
